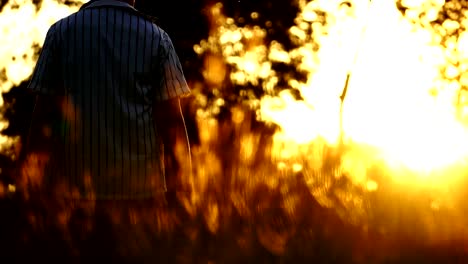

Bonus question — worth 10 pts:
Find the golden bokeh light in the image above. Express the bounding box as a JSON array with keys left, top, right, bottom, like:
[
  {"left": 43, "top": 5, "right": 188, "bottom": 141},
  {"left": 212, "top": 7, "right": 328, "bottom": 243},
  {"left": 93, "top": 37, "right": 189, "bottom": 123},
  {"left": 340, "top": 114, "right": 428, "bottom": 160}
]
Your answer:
[
  {"left": 0, "top": 0, "right": 83, "bottom": 92},
  {"left": 197, "top": 0, "right": 468, "bottom": 183}
]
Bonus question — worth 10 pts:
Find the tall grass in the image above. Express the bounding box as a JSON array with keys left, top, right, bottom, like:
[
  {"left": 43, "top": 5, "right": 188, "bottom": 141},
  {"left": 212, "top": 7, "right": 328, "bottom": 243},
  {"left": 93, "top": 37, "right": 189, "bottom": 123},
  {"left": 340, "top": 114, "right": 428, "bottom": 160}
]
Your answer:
[{"left": 0, "top": 98, "right": 467, "bottom": 263}]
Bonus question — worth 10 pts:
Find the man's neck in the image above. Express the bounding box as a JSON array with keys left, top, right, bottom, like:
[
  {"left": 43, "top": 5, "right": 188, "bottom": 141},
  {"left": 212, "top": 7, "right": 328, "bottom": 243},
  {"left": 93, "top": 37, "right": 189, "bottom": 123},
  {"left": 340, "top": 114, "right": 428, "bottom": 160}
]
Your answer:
[{"left": 113, "top": 0, "right": 135, "bottom": 7}]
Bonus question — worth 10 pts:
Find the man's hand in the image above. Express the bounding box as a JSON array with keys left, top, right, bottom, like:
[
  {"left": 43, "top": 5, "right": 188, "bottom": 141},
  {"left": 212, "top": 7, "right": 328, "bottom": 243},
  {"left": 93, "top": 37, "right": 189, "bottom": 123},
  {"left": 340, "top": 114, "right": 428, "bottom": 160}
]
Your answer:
[
  {"left": 27, "top": 94, "right": 63, "bottom": 153},
  {"left": 153, "top": 98, "right": 191, "bottom": 191}
]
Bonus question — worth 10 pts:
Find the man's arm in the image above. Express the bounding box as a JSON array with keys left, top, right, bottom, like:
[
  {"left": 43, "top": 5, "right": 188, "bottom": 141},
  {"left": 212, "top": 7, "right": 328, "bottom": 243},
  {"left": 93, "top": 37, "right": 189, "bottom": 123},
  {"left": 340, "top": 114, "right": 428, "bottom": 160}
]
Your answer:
[
  {"left": 153, "top": 98, "right": 191, "bottom": 190},
  {"left": 151, "top": 28, "right": 192, "bottom": 191},
  {"left": 26, "top": 22, "right": 64, "bottom": 152}
]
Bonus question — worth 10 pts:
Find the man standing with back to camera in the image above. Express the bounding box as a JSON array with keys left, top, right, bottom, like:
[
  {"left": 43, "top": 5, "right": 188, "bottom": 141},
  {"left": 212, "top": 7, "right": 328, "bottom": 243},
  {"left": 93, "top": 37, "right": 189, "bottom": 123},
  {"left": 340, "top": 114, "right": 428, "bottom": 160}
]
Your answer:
[
  {"left": 27, "top": 0, "right": 191, "bottom": 201},
  {"left": 26, "top": 0, "right": 192, "bottom": 258}
]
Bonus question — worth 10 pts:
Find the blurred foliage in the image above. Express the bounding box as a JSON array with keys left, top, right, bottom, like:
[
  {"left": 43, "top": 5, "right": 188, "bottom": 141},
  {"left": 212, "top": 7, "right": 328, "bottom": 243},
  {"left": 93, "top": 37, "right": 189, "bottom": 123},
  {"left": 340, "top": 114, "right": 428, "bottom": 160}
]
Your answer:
[
  {"left": 142, "top": 0, "right": 309, "bottom": 122},
  {"left": 397, "top": 0, "right": 468, "bottom": 121}
]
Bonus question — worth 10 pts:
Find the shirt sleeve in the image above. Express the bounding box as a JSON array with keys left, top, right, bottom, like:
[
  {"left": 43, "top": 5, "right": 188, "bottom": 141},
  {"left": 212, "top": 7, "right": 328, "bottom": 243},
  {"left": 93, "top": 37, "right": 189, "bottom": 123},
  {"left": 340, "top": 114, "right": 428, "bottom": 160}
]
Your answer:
[
  {"left": 153, "top": 30, "right": 190, "bottom": 101},
  {"left": 28, "top": 24, "right": 63, "bottom": 95}
]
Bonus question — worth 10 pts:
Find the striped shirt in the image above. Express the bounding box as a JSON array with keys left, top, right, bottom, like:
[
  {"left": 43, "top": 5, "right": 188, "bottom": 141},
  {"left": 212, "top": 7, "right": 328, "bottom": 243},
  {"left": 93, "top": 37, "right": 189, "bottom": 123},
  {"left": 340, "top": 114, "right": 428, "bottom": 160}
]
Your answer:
[{"left": 27, "top": 0, "right": 190, "bottom": 199}]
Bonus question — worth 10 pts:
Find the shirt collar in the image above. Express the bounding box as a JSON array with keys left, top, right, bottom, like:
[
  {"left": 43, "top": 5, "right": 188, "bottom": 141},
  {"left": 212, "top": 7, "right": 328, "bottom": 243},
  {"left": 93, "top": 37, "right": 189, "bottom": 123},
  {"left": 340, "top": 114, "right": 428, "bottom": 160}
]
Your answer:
[{"left": 80, "top": 0, "right": 136, "bottom": 11}]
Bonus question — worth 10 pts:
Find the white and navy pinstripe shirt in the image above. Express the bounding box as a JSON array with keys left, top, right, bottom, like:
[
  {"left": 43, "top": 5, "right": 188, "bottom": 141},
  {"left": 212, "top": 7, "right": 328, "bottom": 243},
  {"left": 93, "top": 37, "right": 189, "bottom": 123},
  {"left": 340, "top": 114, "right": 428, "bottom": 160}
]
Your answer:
[{"left": 28, "top": 0, "right": 190, "bottom": 199}]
